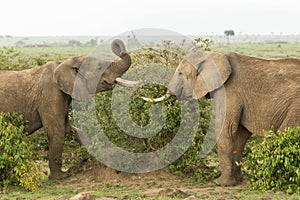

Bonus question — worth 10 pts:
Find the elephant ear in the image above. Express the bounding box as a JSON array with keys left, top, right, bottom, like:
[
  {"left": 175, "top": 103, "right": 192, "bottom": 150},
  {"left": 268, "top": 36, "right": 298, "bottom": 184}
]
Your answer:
[
  {"left": 53, "top": 56, "right": 91, "bottom": 102},
  {"left": 186, "top": 51, "right": 232, "bottom": 98}
]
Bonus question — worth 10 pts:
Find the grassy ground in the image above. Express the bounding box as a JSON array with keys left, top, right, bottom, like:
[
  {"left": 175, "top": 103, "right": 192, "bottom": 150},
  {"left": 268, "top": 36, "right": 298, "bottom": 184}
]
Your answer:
[
  {"left": 211, "top": 43, "right": 300, "bottom": 58},
  {"left": 1, "top": 165, "right": 300, "bottom": 200},
  {"left": 15, "top": 42, "right": 300, "bottom": 59},
  {"left": 16, "top": 45, "right": 98, "bottom": 57}
]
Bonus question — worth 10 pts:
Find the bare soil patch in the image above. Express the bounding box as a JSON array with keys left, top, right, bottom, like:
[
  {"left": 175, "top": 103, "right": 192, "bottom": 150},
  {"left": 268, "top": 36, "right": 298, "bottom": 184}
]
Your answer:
[{"left": 55, "top": 164, "right": 251, "bottom": 199}]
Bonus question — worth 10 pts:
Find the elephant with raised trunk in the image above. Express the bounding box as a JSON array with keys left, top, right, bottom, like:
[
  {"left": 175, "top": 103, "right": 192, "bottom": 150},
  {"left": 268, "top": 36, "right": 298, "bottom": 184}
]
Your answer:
[
  {"left": 0, "top": 39, "right": 141, "bottom": 180},
  {"left": 142, "top": 51, "right": 300, "bottom": 186}
]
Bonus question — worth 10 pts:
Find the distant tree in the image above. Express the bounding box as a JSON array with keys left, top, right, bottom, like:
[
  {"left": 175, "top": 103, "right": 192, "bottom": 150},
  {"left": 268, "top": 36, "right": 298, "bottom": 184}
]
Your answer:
[
  {"left": 224, "top": 30, "right": 235, "bottom": 44},
  {"left": 85, "top": 39, "right": 97, "bottom": 46},
  {"left": 15, "top": 40, "right": 25, "bottom": 47},
  {"left": 127, "top": 31, "right": 140, "bottom": 46},
  {"left": 68, "top": 40, "right": 82, "bottom": 46}
]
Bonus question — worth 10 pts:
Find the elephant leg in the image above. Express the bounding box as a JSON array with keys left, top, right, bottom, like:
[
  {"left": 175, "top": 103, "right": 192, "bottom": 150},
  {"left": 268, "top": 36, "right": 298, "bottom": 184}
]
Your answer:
[
  {"left": 41, "top": 114, "right": 68, "bottom": 180},
  {"left": 215, "top": 130, "right": 238, "bottom": 186},
  {"left": 213, "top": 95, "right": 243, "bottom": 186},
  {"left": 232, "top": 126, "right": 252, "bottom": 182},
  {"left": 47, "top": 133, "right": 67, "bottom": 180}
]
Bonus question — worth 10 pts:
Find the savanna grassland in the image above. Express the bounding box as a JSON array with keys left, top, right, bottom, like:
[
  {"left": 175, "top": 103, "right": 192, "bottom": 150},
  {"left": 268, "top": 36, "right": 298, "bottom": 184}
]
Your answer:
[
  {"left": 0, "top": 40, "right": 300, "bottom": 200},
  {"left": 14, "top": 42, "right": 300, "bottom": 58}
]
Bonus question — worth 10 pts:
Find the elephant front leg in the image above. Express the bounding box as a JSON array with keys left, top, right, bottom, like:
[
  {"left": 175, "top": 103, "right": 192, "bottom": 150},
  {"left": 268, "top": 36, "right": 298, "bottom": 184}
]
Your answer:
[
  {"left": 232, "top": 126, "right": 252, "bottom": 183},
  {"left": 214, "top": 134, "right": 238, "bottom": 186},
  {"left": 42, "top": 115, "right": 68, "bottom": 180},
  {"left": 213, "top": 95, "right": 243, "bottom": 186},
  {"left": 47, "top": 133, "right": 68, "bottom": 180}
]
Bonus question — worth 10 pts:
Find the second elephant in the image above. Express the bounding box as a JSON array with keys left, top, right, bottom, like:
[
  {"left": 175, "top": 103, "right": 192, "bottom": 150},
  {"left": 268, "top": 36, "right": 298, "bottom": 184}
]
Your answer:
[{"left": 142, "top": 51, "right": 300, "bottom": 186}]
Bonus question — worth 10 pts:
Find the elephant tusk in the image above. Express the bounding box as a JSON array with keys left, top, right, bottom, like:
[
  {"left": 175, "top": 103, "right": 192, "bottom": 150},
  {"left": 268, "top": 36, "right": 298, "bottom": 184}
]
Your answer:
[
  {"left": 141, "top": 93, "right": 171, "bottom": 102},
  {"left": 115, "top": 77, "right": 144, "bottom": 88}
]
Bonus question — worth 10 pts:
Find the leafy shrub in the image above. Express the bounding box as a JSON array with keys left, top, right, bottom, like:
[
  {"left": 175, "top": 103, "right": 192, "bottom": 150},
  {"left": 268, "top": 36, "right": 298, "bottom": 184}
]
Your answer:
[
  {"left": 73, "top": 38, "right": 218, "bottom": 181},
  {"left": 0, "top": 47, "right": 34, "bottom": 70},
  {"left": 0, "top": 112, "right": 44, "bottom": 191},
  {"left": 31, "top": 53, "right": 65, "bottom": 66},
  {"left": 131, "top": 38, "right": 218, "bottom": 181},
  {"left": 245, "top": 127, "right": 300, "bottom": 194},
  {"left": 131, "top": 38, "right": 212, "bottom": 69}
]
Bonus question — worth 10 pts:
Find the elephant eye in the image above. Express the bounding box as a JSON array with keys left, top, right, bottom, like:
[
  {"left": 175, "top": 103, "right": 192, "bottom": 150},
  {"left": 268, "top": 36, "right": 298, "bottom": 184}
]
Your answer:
[
  {"left": 197, "top": 63, "right": 203, "bottom": 72},
  {"left": 97, "top": 63, "right": 107, "bottom": 71}
]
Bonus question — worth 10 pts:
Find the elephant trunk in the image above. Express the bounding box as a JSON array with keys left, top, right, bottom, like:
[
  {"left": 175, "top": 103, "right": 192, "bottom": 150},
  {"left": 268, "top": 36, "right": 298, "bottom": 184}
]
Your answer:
[{"left": 110, "top": 39, "right": 132, "bottom": 77}]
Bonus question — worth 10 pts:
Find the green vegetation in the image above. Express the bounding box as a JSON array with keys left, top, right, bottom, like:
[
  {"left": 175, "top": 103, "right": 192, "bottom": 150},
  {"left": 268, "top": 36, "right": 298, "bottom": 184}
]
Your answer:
[
  {"left": 0, "top": 113, "right": 45, "bottom": 191},
  {"left": 72, "top": 38, "right": 217, "bottom": 179},
  {"left": 0, "top": 47, "right": 35, "bottom": 70},
  {"left": 0, "top": 46, "right": 66, "bottom": 70},
  {"left": 15, "top": 45, "right": 96, "bottom": 57},
  {"left": 245, "top": 127, "right": 300, "bottom": 194}
]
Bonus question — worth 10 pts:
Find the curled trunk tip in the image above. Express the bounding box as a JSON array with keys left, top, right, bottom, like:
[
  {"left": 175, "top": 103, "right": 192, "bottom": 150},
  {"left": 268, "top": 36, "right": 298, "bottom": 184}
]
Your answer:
[
  {"left": 111, "top": 39, "right": 127, "bottom": 57},
  {"left": 110, "top": 39, "right": 131, "bottom": 77}
]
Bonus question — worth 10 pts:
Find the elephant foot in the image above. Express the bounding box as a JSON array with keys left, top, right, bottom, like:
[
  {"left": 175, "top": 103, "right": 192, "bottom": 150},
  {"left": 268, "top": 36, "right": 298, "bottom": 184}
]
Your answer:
[
  {"left": 214, "top": 175, "right": 238, "bottom": 186},
  {"left": 234, "top": 168, "right": 243, "bottom": 182},
  {"left": 235, "top": 173, "right": 243, "bottom": 183},
  {"left": 49, "top": 171, "right": 69, "bottom": 180}
]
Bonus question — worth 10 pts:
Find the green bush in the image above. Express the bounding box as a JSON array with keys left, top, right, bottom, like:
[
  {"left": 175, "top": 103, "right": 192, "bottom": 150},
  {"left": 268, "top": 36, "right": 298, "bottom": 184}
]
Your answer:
[
  {"left": 0, "top": 47, "right": 34, "bottom": 70},
  {"left": 0, "top": 112, "right": 44, "bottom": 191},
  {"left": 245, "top": 127, "right": 300, "bottom": 194},
  {"left": 131, "top": 38, "right": 218, "bottom": 181},
  {"left": 73, "top": 38, "right": 218, "bottom": 181},
  {"left": 131, "top": 38, "right": 212, "bottom": 69}
]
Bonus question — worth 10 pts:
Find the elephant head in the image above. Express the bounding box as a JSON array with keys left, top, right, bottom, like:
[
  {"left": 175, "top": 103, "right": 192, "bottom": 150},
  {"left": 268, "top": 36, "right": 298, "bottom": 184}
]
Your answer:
[
  {"left": 53, "top": 39, "right": 140, "bottom": 102},
  {"left": 142, "top": 51, "right": 232, "bottom": 102}
]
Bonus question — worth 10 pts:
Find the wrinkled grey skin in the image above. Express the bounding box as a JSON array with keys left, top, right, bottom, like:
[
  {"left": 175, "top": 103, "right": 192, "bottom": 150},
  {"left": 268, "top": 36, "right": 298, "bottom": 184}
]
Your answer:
[
  {"left": 167, "top": 51, "right": 300, "bottom": 186},
  {"left": 0, "top": 39, "right": 132, "bottom": 180}
]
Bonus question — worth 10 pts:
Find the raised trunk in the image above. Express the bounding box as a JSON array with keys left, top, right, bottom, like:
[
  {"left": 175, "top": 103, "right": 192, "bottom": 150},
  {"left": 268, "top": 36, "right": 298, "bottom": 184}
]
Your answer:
[
  {"left": 109, "top": 39, "right": 132, "bottom": 77},
  {"left": 107, "top": 39, "right": 145, "bottom": 88},
  {"left": 110, "top": 54, "right": 132, "bottom": 77}
]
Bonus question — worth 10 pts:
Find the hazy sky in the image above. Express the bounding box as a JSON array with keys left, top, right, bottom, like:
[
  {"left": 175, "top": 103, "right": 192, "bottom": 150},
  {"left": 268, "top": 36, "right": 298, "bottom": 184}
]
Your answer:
[{"left": 0, "top": 0, "right": 299, "bottom": 36}]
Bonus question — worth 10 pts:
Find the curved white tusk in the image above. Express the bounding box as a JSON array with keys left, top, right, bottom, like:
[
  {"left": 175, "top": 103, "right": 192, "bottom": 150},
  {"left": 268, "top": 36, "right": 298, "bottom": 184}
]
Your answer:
[
  {"left": 115, "top": 77, "right": 144, "bottom": 88},
  {"left": 141, "top": 93, "right": 171, "bottom": 102}
]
